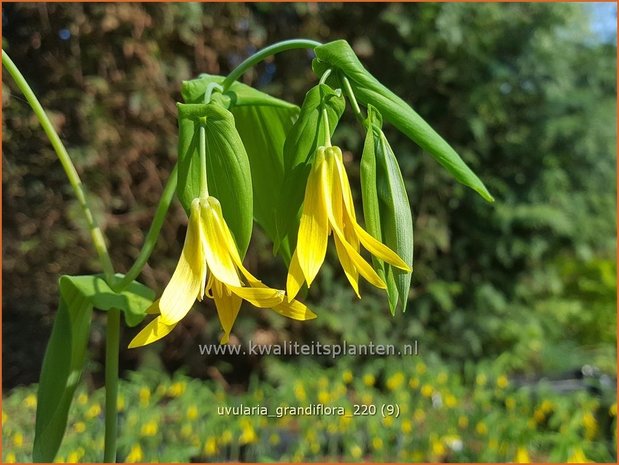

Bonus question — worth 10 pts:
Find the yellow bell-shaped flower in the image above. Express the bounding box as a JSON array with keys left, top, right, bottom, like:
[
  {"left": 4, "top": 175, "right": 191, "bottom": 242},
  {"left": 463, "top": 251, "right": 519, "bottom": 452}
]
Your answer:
[
  {"left": 287, "top": 145, "right": 411, "bottom": 299},
  {"left": 130, "top": 195, "right": 315, "bottom": 347}
]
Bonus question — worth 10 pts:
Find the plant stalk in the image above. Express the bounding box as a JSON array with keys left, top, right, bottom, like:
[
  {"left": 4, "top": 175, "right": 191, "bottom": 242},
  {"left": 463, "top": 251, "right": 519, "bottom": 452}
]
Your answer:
[
  {"left": 2, "top": 50, "right": 116, "bottom": 284},
  {"left": 221, "top": 39, "right": 321, "bottom": 91},
  {"left": 103, "top": 309, "right": 121, "bottom": 463},
  {"left": 3, "top": 50, "right": 122, "bottom": 463}
]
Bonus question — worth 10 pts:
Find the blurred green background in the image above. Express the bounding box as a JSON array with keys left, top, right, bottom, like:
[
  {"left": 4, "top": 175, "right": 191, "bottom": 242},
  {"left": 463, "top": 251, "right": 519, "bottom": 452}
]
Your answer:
[{"left": 2, "top": 2, "right": 616, "bottom": 462}]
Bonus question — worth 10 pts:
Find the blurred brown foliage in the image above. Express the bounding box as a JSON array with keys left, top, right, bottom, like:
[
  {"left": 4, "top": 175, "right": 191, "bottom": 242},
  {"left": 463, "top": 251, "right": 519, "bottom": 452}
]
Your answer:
[{"left": 2, "top": 3, "right": 332, "bottom": 388}]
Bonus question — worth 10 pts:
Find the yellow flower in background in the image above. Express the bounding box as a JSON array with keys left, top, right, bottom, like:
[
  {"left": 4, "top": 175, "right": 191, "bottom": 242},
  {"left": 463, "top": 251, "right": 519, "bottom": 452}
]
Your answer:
[
  {"left": 168, "top": 381, "right": 186, "bottom": 398},
  {"left": 430, "top": 435, "right": 445, "bottom": 457},
  {"left": 13, "top": 432, "right": 23, "bottom": 448},
  {"left": 387, "top": 372, "right": 405, "bottom": 391},
  {"left": 497, "top": 374, "right": 509, "bottom": 389},
  {"left": 203, "top": 437, "right": 218, "bottom": 456},
  {"left": 118, "top": 394, "right": 126, "bottom": 412},
  {"left": 476, "top": 421, "right": 488, "bottom": 435},
  {"left": 318, "top": 390, "right": 330, "bottom": 404},
  {"left": 515, "top": 446, "right": 530, "bottom": 463},
  {"left": 126, "top": 444, "right": 143, "bottom": 463},
  {"left": 582, "top": 411, "right": 597, "bottom": 439},
  {"left": 141, "top": 420, "right": 158, "bottom": 437},
  {"left": 342, "top": 369, "right": 353, "bottom": 384},
  {"left": 445, "top": 393, "right": 458, "bottom": 408},
  {"left": 458, "top": 415, "right": 469, "bottom": 429},
  {"left": 567, "top": 446, "right": 591, "bottom": 463},
  {"left": 187, "top": 405, "right": 199, "bottom": 421},
  {"left": 67, "top": 448, "right": 84, "bottom": 463},
  {"left": 25, "top": 394, "right": 37, "bottom": 409},
  {"left": 294, "top": 382, "right": 307, "bottom": 402},
  {"left": 130, "top": 196, "right": 316, "bottom": 347},
  {"left": 239, "top": 421, "right": 257, "bottom": 445},
  {"left": 363, "top": 373, "right": 376, "bottom": 386},
  {"left": 350, "top": 445, "right": 363, "bottom": 459},
  {"left": 401, "top": 420, "right": 413, "bottom": 433},
  {"left": 73, "top": 421, "right": 86, "bottom": 433},
  {"left": 139, "top": 387, "right": 151, "bottom": 406},
  {"left": 6, "top": 452, "right": 16, "bottom": 463},
  {"left": 287, "top": 146, "right": 411, "bottom": 299},
  {"left": 85, "top": 403, "right": 101, "bottom": 419}
]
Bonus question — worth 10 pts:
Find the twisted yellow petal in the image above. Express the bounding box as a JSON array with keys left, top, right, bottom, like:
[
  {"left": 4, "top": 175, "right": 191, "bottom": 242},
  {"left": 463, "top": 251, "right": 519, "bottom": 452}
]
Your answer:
[
  {"left": 129, "top": 315, "right": 177, "bottom": 348},
  {"left": 353, "top": 222, "right": 411, "bottom": 272},
  {"left": 330, "top": 217, "right": 387, "bottom": 289},
  {"left": 159, "top": 199, "right": 207, "bottom": 325},
  {"left": 296, "top": 148, "right": 330, "bottom": 286},
  {"left": 271, "top": 296, "right": 317, "bottom": 321},
  {"left": 286, "top": 250, "right": 305, "bottom": 300},
  {"left": 212, "top": 278, "right": 242, "bottom": 344},
  {"left": 329, "top": 153, "right": 361, "bottom": 296},
  {"left": 201, "top": 197, "right": 242, "bottom": 287}
]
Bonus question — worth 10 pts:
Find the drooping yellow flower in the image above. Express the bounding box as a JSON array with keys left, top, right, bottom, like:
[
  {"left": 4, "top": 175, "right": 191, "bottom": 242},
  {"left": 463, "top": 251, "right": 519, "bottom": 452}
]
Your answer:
[
  {"left": 287, "top": 146, "right": 411, "bottom": 299},
  {"left": 130, "top": 195, "right": 315, "bottom": 347}
]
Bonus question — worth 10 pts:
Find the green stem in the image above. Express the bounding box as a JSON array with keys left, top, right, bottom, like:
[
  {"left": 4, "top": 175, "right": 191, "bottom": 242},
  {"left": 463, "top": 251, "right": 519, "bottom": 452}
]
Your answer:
[
  {"left": 221, "top": 39, "right": 321, "bottom": 91},
  {"left": 2, "top": 50, "right": 116, "bottom": 284},
  {"left": 111, "top": 164, "right": 178, "bottom": 292},
  {"left": 342, "top": 75, "right": 365, "bottom": 124},
  {"left": 322, "top": 108, "right": 332, "bottom": 147},
  {"left": 199, "top": 124, "right": 209, "bottom": 197},
  {"left": 103, "top": 309, "right": 120, "bottom": 463},
  {"left": 203, "top": 82, "right": 223, "bottom": 104},
  {"left": 319, "top": 68, "right": 332, "bottom": 85}
]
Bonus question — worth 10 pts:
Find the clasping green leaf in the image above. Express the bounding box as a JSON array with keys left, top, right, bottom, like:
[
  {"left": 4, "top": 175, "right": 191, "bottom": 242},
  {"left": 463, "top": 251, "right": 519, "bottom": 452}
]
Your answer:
[
  {"left": 177, "top": 102, "right": 253, "bottom": 256},
  {"left": 33, "top": 274, "right": 154, "bottom": 462},
  {"left": 361, "top": 105, "right": 414, "bottom": 314},
  {"left": 314, "top": 39, "right": 494, "bottom": 203}
]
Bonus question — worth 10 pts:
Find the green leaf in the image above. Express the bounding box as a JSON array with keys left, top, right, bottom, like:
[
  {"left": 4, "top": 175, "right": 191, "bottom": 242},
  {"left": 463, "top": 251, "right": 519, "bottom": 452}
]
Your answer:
[
  {"left": 59, "top": 274, "right": 155, "bottom": 327},
  {"left": 33, "top": 273, "right": 154, "bottom": 461},
  {"left": 277, "top": 84, "right": 345, "bottom": 256},
  {"left": 33, "top": 285, "right": 92, "bottom": 462},
  {"left": 230, "top": 104, "right": 299, "bottom": 259},
  {"left": 361, "top": 106, "right": 414, "bottom": 314},
  {"left": 177, "top": 102, "right": 254, "bottom": 256},
  {"left": 360, "top": 107, "right": 386, "bottom": 280},
  {"left": 313, "top": 39, "right": 494, "bottom": 203},
  {"left": 181, "top": 74, "right": 298, "bottom": 110}
]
